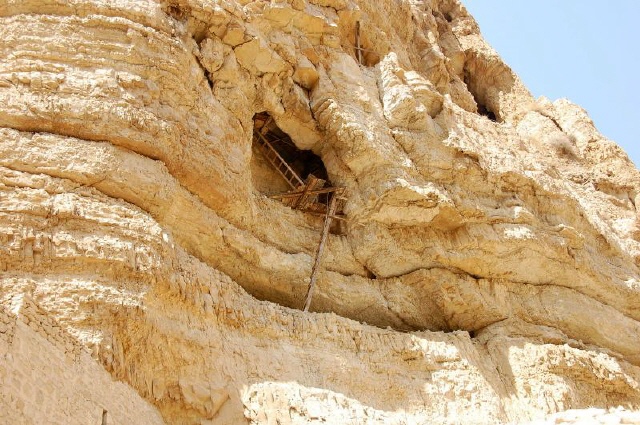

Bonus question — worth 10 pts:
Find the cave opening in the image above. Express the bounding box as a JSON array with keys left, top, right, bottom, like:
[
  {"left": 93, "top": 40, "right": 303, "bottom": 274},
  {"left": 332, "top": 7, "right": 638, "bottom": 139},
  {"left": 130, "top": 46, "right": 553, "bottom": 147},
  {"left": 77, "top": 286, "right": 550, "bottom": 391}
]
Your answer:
[
  {"left": 253, "top": 113, "right": 328, "bottom": 187},
  {"left": 251, "top": 113, "right": 347, "bottom": 239},
  {"left": 477, "top": 103, "right": 497, "bottom": 122},
  {"left": 252, "top": 113, "right": 347, "bottom": 309},
  {"left": 251, "top": 113, "right": 346, "bottom": 220},
  {"left": 463, "top": 68, "right": 499, "bottom": 122}
]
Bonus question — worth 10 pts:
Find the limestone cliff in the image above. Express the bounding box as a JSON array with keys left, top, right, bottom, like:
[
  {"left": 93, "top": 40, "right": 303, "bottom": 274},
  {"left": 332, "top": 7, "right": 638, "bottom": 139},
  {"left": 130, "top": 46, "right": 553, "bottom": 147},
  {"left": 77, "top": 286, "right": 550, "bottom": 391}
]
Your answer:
[{"left": 1, "top": 0, "right": 639, "bottom": 423}]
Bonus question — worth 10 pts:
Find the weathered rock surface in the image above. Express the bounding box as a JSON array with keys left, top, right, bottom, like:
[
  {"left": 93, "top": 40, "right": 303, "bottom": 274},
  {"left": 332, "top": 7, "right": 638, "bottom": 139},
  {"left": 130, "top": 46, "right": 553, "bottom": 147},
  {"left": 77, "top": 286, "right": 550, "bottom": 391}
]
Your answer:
[{"left": 0, "top": 0, "right": 639, "bottom": 423}]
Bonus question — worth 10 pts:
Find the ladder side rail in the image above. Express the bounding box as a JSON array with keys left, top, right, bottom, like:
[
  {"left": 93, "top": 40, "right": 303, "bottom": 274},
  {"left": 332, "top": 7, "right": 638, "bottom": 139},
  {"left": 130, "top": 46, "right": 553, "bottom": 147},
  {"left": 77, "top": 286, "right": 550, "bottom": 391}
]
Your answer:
[
  {"left": 303, "top": 193, "right": 338, "bottom": 312},
  {"left": 255, "top": 132, "right": 304, "bottom": 188}
]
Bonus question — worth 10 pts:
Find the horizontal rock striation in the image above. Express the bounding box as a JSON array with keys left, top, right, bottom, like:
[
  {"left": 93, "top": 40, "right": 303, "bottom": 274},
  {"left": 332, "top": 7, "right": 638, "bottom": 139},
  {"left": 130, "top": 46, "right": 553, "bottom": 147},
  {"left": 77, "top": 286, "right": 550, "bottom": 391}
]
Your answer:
[{"left": 1, "top": 0, "right": 639, "bottom": 423}]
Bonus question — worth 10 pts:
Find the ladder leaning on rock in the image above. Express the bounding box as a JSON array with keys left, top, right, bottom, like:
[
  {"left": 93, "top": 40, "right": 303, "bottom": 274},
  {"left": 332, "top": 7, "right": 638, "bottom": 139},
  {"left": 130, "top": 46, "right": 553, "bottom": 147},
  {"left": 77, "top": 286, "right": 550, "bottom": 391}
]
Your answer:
[
  {"left": 252, "top": 126, "right": 347, "bottom": 311},
  {"left": 303, "top": 188, "right": 341, "bottom": 312},
  {"left": 254, "top": 130, "right": 304, "bottom": 190}
]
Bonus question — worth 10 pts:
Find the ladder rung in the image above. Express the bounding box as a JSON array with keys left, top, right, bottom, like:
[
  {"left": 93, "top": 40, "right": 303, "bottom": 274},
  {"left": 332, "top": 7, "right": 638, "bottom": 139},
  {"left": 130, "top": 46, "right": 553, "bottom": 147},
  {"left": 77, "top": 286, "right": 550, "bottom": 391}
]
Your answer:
[{"left": 255, "top": 132, "right": 304, "bottom": 189}]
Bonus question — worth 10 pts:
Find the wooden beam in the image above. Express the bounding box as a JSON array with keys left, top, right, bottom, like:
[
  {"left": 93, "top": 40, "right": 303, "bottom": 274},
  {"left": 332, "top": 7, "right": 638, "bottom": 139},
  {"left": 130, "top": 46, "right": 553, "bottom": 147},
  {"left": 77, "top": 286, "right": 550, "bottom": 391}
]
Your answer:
[
  {"left": 260, "top": 116, "right": 273, "bottom": 135},
  {"left": 349, "top": 44, "right": 377, "bottom": 54},
  {"left": 300, "top": 209, "right": 347, "bottom": 221},
  {"left": 270, "top": 186, "right": 343, "bottom": 199},
  {"left": 303, "top": 193, "right": 338, "bottom": 312},
  {"left": 293, "top": 176, "right": 316, "bottom": 209},
  {"left": 355, "top": 21, "right": 362, "bottom": 64}
]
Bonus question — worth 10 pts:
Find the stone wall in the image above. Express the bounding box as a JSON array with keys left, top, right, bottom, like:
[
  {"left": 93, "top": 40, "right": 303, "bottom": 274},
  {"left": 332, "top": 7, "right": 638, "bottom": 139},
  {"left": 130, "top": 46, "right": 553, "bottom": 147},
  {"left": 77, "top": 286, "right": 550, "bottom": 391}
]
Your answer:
[{"left": 0, "top": 295, "right": 163, "bottom": 424}]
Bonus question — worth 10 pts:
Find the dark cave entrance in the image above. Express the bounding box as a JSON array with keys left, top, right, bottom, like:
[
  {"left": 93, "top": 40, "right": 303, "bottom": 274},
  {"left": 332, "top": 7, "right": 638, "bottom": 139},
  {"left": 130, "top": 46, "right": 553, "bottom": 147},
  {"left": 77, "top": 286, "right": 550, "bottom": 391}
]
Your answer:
[
  {"left": 251, "top": 113, "right": 346, "bottom": 232},
  {"left": 463, "top": 67, "right": 499, "bottom": 122},
  {"left": 251, "top": 113, "right": 345, "bottom": 208},
  {"left": 476, "top": 103, "right": 497, "bottom": 122},
  {"left": 253, "top": 113, "right": 328, "bottom": 186}
]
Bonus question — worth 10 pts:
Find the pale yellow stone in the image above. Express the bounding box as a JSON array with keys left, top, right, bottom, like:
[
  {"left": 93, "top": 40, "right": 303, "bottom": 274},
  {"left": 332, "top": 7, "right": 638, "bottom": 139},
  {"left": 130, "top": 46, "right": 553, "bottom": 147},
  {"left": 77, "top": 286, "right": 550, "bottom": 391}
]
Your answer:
[
  {"left": 292, "top": 54, "right": 319, "bottom": 89},
  {"left": 1, "top": 0, "right": 639, "bottom": 424},
  {"left": 199, "top": 37, "right": 225, "bottom": 73},
  {"left": 235, "top": 38, "right": 289, "bottom": 74},
  {"left": 221, "top": 22, "right": 245, "bottom": 46}
]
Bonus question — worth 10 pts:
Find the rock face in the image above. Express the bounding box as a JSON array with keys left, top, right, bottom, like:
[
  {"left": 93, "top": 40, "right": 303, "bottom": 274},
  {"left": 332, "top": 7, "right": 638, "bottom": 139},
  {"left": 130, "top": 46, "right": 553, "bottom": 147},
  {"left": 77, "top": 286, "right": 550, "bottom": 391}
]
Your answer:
[{"left": 1, "top": 0, "right": 639, "bottom": 423}]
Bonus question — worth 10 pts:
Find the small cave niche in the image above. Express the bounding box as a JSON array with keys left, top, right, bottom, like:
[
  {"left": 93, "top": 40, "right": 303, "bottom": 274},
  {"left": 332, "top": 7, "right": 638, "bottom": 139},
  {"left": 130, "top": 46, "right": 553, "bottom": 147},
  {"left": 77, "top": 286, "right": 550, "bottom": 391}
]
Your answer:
[
  {"left": 476, "top": 102, "right": 497, "bottom": 122},
  {"left": 165, "top": 4, "right": 190, "bottom": 21},
  {"left": 352, "top": 21, "right": 381, "bottom": 67},
  {"left": 439, "top": 0, "right": 462, "bottom": 24},
  {"left": 463, "top": 67, "right": 499, "bottom": 122},
  {"left": 251, "top": 113, "right": 346, "bottom": 233}
]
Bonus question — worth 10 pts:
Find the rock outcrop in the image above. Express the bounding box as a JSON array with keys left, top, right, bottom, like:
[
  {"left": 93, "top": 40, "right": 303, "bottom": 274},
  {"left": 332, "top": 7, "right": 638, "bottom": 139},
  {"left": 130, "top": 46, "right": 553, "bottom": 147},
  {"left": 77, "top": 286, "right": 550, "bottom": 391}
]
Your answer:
[{"left": 1, "top": 0, "right": 639, "bottom": 423}]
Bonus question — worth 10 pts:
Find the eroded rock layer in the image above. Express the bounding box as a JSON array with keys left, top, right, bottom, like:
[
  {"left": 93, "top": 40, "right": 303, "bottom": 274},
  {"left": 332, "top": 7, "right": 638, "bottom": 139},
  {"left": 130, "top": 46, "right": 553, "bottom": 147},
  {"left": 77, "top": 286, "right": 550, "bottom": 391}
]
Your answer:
[{"left": 1, "top": 0, "right": 639, "bottom": 423}]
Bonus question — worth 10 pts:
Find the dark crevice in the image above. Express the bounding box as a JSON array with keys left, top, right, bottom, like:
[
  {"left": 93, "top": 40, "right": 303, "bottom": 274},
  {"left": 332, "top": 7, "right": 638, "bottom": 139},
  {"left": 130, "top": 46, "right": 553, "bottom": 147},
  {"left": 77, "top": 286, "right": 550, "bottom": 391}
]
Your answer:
[
  {"left": 463, "top": 67, "right": 498, "bottom": 122},
  {"left": 252, "top": 112, "right": 330, "bottom": 188},
  {"left": 364, "top": 267, "right": 377, "bottom": 280},
  {"left": 191, "top": 37, "right": 215, "bottom": 91},
  {"left": 164, "top": 4, "right": 190, "bottom": 21},
  {"left": 477, "top": 103, "right": 497, "bottom": 122},
  {"left": 204, "top": 72, "right": 213, "bottom": 89},
  {"left": 191, "top": 30, "right": 207, "bottom": 44},
  {"left": 537, "top": 110, "right": 565, "bottom": 133}
]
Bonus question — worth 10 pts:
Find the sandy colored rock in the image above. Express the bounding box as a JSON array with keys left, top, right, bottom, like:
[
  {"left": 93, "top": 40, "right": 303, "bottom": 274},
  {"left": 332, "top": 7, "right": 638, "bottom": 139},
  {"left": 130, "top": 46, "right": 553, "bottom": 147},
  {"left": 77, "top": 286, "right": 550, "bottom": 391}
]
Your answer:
[
  {"left": 0, "top": 0, "right": 639, "bottom": 424},
  {"left": 199, "top": 37, "right": 226, "bottom": 73},
  {"left": 235, "top": 38, "right": 290, "bottom": 75},
  {"left": 293, "top": 54, "right": 319, "bottom": 89}
]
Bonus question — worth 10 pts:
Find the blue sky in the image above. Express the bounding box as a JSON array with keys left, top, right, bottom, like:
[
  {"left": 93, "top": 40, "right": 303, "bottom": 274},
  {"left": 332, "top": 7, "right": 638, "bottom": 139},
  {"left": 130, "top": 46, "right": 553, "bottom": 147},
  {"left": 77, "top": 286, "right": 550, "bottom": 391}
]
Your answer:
[{"left": 463, "top": 0, "right": 639, "bottom": 168}]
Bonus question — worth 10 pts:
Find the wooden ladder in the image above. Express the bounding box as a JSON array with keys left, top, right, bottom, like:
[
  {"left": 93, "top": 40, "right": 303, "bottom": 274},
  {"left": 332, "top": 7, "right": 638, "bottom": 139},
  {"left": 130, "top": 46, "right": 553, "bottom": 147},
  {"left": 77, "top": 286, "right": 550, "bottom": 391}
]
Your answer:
[
  {"left": 303, "top": 190, "right": 341, "bottom": 312},
  {"left": 254, "top": 131, "right": 304, "bottom": 190}
]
